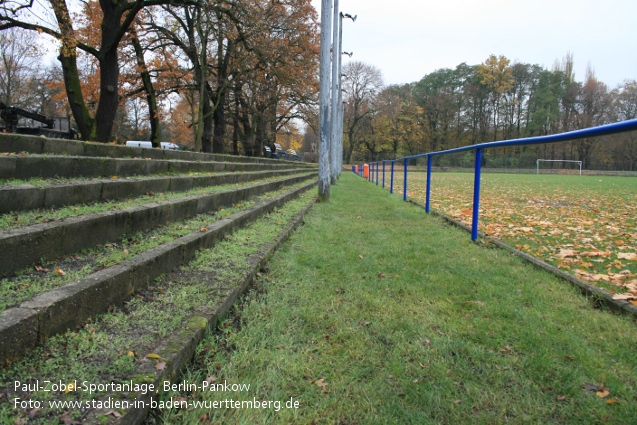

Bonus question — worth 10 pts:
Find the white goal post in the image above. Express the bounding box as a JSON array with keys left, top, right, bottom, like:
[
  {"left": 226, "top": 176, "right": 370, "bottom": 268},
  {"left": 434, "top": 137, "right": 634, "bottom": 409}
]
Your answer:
[{"left": 536, "top": 159, "right": 582, "bottom": 175}]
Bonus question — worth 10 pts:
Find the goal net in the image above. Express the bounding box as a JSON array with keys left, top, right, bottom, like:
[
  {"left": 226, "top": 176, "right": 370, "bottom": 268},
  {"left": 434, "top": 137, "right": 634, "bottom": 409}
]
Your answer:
[{"left": 536, "top": 159, "right": 582, "bottom": 175}]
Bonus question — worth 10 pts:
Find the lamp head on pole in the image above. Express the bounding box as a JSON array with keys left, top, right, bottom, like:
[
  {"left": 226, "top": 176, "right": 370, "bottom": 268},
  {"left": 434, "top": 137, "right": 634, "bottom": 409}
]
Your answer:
[{"left": 341, "top": 13, "right": 357, "bottom": 22}]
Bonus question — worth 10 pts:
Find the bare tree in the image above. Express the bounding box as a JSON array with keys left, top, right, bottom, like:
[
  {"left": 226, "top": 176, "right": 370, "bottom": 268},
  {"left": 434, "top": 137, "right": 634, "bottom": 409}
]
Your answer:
[
  {"left": 342, "top": 61, "right": 383, "bottom": 163},
  {"left": 0, "top": 27, "right": 41, "bottom": 108}
]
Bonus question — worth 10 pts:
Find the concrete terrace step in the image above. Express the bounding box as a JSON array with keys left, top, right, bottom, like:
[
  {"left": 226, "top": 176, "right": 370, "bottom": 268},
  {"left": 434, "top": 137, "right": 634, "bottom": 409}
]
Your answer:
[
  {"left": 0, "top": 154, "right": 305, "bottom": 181},
  {"left": 0, "top": 168, "right": 312, "bottom": 214},
  {"left": 0, "top": 181, "right": 316, "bottom": 365},
  {"left": 0, "top": 172, "right": 316, "bottom": 275},
  {"left": 0, "top": 133, "right": 316, "bottom": 167}
]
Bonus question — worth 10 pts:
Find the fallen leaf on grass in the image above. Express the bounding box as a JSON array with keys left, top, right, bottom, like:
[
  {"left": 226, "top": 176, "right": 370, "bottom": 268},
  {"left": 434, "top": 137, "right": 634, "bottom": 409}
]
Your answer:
[
  {"left": 314, "top": 378, "right": 328, "bottom": 393},
  {"left": 618, "top": 253, "right": 637, "bottom": 261},
  {"left": 104, "top": 410, "right": 122, "bottom": 418},
  {"left": 612, "top": 293, "right": 637, "bottom": 300},
  {"left": 64, "top": 382, "right": 76, "bottom": 394},
  {"left": 54, "top": 268, "right": 65, "bottom": 276},
  {"left": 146, "top": 353, "right": 161, "bottom": 359},
  {"left": 606, "top": 398, "right": 619, "bottom": 404},
  {"left": 556, "top": 249, "right": 578, "bottom": 258},
  {"left": 155, "top": 361, "right": 166, "bottom": 370},
  {"left": 111, "top": 176, "right": 119, "bottom": 180},
  {"left": 581, "top": 250, "right": 610, "bottom": 257},
  {"left": 596, "top": 388, "right": 610, "bottom": 398},
  {"left": 358, "top": 255, "right": 363, "bottom": 259},
  {"left": 556, "top": 396, "right": 566, "bottom": 401}
]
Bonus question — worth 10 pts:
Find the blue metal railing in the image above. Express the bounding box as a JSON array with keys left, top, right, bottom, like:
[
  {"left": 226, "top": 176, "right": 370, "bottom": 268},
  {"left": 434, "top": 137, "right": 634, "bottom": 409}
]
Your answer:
[{"left": 355, "top": 119, "right": 637, "bottom": 241}]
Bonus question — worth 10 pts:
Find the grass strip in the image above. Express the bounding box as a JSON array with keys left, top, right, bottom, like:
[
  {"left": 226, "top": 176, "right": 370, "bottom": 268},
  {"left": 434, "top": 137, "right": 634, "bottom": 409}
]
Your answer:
[
  {"left": 0, "top": 194, "right": 314, "bottom": 424},
  {"left": 158, "top": 172, "right": 637, "bottom": 425},
  {"left": 0, "top": 170, "right": 232, "bottom": 188},
  {"left": 0, "top": 178, "right": 316, "bottom": 312},
  {"left": 0, "top": 173, "right": 311, "bottom": 231}
]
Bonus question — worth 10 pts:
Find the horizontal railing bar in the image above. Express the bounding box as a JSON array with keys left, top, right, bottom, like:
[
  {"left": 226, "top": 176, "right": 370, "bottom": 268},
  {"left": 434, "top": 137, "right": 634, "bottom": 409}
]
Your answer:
[{"left": 398, "top": 119, "right": 637, "bottom": 161}]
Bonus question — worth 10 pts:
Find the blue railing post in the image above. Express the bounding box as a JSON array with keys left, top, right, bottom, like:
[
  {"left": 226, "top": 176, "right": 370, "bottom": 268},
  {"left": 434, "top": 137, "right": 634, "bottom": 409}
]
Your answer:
[
  {"left": 390, "top": 161, "right": 394, "bottom": 194},
  {"left": 472, "top": 148, "right": 483, "bottom": 241},
  {"left": 403, "top": 158, "right": 408, "bottom": 201},
  {"left": 426, "top": 155, "right": 432, "bottom": 213},
  {"left": 369, "top": 163, "right": 372, "bottom": 181},
  {"left": 376, "top": 161, "right": 379, "bottom": 186},
  {"left": 382, "top": 161, "right": 386, "bottom": 188}
]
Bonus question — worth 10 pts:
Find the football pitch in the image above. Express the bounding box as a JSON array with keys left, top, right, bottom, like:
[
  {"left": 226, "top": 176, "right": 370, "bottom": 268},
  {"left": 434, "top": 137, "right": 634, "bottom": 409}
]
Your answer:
[{"left": 401, "top": 172, "right": 637, "bottom": 295}]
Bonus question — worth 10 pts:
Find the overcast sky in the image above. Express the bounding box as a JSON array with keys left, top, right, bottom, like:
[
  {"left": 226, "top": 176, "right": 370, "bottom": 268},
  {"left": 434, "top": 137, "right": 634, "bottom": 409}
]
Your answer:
[{"left": 311, "top": 0, "right": 637, "bottom": 88}]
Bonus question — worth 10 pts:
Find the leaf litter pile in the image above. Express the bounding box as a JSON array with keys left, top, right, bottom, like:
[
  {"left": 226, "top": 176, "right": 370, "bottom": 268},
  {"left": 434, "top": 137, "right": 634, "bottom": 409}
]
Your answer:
[{"left": 404, "top": 172, "right": 637, "bottom": 300}]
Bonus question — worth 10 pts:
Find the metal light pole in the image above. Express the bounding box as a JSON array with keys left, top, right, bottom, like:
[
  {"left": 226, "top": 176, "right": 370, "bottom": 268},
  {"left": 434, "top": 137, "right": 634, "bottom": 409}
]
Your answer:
[
  {"left": 329, "top": 0, "right": 340, "bottom": 184},
  {"left": 318, "top": 0, "right": 333, "bottom": 201},
  {"left": 337, "top": 13, "right": 356, "bottom": 178}
]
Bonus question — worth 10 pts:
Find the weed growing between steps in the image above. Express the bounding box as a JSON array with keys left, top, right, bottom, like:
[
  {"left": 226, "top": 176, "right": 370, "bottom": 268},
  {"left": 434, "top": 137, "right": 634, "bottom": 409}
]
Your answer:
[
  {"left": 0, "top": 178, "right": 316, "bottom": 312},
  {"left": 0, "top": 174, "right": 311, "bottom": 231},
  {"left": 0, "top": 171, "right": 232, "bottom": 188},
  {"left": 0, "top": 194, "right": 313, "bottom": 424}
]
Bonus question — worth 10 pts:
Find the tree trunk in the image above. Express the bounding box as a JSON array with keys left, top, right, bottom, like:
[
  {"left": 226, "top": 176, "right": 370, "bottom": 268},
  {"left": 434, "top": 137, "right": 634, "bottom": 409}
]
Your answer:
[
  {"left": 95, "top": 3, "right": 122, "bottom": 143},
  {"left": 202, "top": 94, "right": 213, "bottom": 152},
  {"left": 58, "top": 53, "right": 95, "bottom": 140},
  {"left": 130, "top": 27, "right": 160, "bottom": 147}
]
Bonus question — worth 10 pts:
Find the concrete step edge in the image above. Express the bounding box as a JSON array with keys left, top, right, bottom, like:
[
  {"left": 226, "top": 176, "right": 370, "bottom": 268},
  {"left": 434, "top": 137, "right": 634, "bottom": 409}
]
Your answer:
[
  {"left": 0, "top": 172, "right": 317, "bottom": 275},
  {"left": 0, "top": 181, "right": 317, "bottom": 365}
]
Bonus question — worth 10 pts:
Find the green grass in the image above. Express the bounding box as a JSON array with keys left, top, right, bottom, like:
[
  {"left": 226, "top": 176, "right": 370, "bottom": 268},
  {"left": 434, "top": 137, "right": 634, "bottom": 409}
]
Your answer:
[
  {"left": 1, "top": 194, "right": 314, "bottom": 424},
  {"left": 0, "top": 178, "right": 316, "bottom": 312},
  {"left": 157, "top": 172, "right": 637, "bottom": 425},
  {"left": 402, "top": 172, "right": 637, "bottom": 292},
  {"left": 0, "top": 174, "right": 304, "bottom": 231}
]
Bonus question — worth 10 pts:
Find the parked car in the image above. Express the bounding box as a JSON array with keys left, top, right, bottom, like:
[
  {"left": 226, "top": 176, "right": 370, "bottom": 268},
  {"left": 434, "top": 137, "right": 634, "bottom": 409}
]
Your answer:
[{"left": 125, "top": 141, "right": 180, "bottom": 150}]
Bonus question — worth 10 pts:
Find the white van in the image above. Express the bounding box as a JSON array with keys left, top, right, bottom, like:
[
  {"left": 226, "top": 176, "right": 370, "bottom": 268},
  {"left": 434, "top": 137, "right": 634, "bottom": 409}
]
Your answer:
[{"left": 126, "top": 141, "right": 180, "bottom": 150}]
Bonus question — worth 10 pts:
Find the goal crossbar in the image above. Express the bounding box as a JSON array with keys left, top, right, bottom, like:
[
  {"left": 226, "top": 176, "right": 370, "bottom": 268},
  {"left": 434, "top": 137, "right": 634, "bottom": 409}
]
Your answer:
[{"left": 536, "top": 159, "right": 582, "bottom": 175}]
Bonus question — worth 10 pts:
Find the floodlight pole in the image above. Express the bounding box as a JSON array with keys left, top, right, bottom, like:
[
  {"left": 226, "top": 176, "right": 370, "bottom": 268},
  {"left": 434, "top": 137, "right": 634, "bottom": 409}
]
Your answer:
[
  {"left": 329, "top": 0, "right": 340, "bottom": 184},
  {"left": 318, "top": 0, "right": 333, "bottom": 201},
  {"left": 337, "top": 13, "right": 356, "bottom": 179}
]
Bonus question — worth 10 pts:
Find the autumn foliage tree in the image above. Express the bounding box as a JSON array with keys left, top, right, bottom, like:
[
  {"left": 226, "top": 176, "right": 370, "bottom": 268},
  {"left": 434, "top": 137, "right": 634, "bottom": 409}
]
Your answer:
[{"left": 0, "top": 0, "right": 196, "bottom": 142}]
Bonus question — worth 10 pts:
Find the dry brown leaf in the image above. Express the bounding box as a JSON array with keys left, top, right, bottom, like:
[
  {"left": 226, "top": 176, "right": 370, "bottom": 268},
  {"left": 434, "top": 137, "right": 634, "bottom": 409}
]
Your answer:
[
  {"left": 606, "top": 398, "right": 619, "bottom": 404},
  {"left": 155, "top": 361, "right": 166, "bottom": 370},
  {"left": 556, "top": 249, "right": 578, "bottom": 258},
  {"left": 612, "top": 293, "right": 637, "bottom": 300},
  {"left": 618, "top": 252, "right": 637, "bottom": 261},
  {"left": 104, "top": 410, "right": 122, "bottom": 418},
  {"left": 596, "top": 388, "right": 610, "bottom": 398},
  {"left": 54, "top": 268, "right": 65, "bottom": 276},
  {"left": 314, "top": 378, "right": 328, "bottom": 393},
  {"left": 146, "top": 353, "right": 161, "bottom": 359}
]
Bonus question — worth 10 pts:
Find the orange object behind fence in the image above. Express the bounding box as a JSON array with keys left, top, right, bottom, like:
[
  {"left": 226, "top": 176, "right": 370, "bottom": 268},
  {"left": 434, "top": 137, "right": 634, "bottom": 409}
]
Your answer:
[
  {"left": 354, "top": 165, "right": 359, "bottom": 174},
  {"left": 363, "top": 164, "right": 369, "bottom": 178}
]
